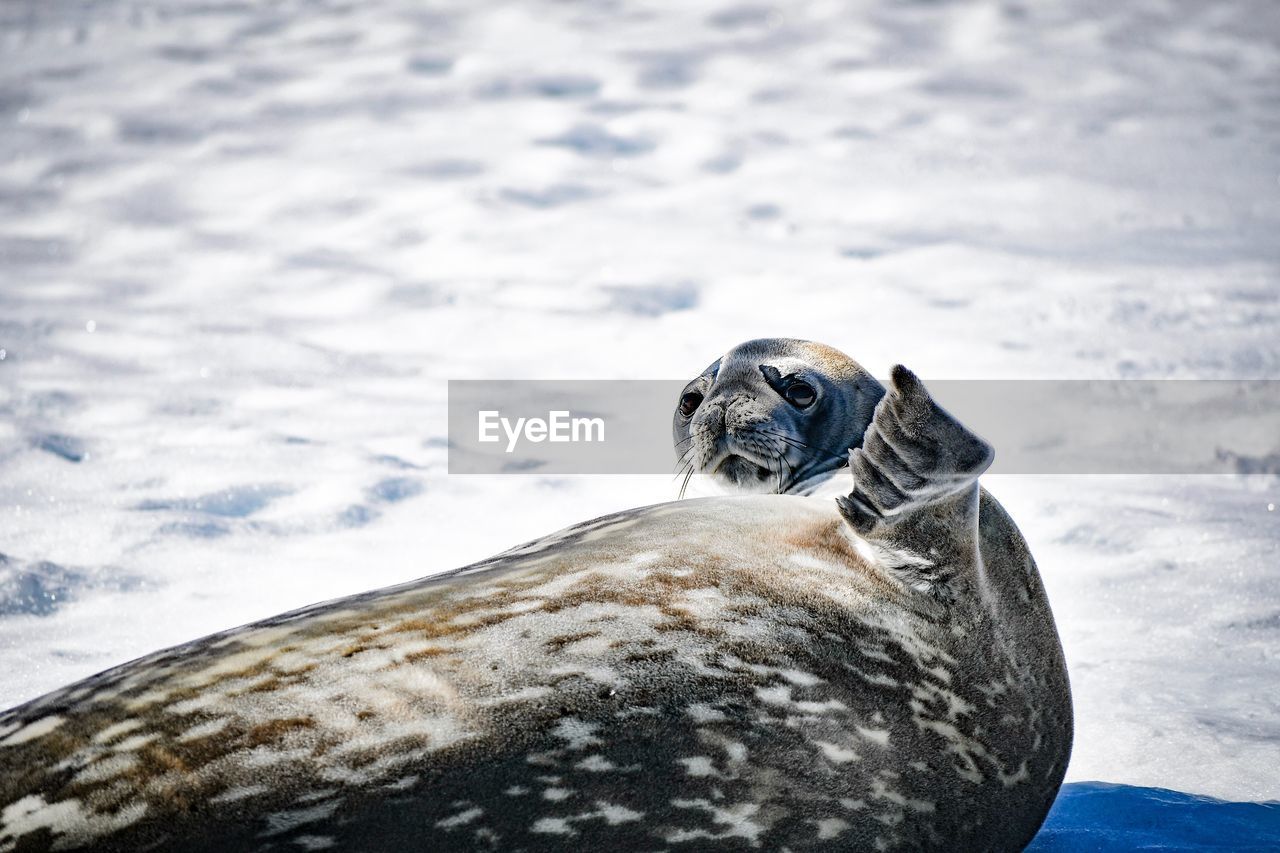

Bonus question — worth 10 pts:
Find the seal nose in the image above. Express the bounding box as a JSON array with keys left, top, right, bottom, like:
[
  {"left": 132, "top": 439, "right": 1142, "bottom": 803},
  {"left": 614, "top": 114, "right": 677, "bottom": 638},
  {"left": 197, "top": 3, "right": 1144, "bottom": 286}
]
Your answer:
[
  {"left": 722, "top": 394, "right": 767, "bottom": 436},
  {"left": 692, "top": 397, "right": 726, "bottom": 437},
  {"left": 693, "top": 394, "right": 768, "bottom": 440}
]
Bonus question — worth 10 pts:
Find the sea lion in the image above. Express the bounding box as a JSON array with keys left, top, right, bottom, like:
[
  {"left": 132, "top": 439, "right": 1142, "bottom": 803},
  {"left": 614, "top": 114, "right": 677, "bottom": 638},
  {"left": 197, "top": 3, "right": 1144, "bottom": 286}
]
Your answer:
[{"left": 0, "top": 344, "right": 1071, "bottom": 852}]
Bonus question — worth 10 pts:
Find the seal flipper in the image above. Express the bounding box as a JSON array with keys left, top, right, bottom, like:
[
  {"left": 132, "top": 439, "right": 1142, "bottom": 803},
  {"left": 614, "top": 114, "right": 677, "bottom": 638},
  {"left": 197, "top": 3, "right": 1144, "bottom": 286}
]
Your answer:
[{"left": 836, "top": 365, "right": 993, "bottom": 599}]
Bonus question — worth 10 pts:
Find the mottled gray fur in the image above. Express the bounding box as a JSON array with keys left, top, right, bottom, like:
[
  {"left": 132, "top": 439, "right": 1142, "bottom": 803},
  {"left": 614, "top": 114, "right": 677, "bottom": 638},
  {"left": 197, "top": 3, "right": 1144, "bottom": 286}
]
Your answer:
[{"left": 0, "top": 341, "right": 1070, "bottom": 852}]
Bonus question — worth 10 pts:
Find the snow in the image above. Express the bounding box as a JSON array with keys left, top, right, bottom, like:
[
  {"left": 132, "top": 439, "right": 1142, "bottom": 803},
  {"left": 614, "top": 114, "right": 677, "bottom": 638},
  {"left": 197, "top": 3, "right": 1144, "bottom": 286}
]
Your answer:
[{"left": 0, "top": 0, "right": 1277, "bottom": 845}]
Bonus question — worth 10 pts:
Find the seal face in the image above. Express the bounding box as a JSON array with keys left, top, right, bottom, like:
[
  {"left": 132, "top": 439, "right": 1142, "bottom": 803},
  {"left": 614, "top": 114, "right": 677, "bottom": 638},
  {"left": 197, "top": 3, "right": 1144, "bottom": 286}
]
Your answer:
[
  {"left": 0, "top": 343, "right": 1071, "bottom": 853},
  {"left": 673, "top": 338, "right": 885, "bottom": 495}
]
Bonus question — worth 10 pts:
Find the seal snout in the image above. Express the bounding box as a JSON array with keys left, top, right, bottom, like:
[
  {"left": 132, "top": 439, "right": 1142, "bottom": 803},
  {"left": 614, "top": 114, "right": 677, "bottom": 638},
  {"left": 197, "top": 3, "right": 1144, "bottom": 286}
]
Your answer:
[{"left": 688, "top": 394, "right": 792, "bottom": 490}]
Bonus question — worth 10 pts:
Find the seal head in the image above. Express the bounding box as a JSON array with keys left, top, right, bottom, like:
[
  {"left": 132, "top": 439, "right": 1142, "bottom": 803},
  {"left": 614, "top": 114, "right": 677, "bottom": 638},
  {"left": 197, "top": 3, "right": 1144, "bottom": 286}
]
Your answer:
[{"left": 673, "top": 338, "right": 884, "bottom": 494}]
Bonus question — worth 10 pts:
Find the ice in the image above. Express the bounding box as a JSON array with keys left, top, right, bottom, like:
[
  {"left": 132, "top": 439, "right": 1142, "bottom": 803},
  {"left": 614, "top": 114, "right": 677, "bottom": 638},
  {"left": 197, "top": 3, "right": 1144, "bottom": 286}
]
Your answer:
[{"left": 0, "top": 0, "right": 1277, "bottom": 845}]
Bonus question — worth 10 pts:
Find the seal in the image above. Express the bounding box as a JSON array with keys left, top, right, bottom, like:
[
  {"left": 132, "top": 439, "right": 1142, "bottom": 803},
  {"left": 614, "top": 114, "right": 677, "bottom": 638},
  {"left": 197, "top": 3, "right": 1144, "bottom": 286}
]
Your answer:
[
  {"left": 0, "top": 349, "right": 1071, "bottom": 853},
  {"left": 673, "top": 338, "right": 885, "bottom": 496}
]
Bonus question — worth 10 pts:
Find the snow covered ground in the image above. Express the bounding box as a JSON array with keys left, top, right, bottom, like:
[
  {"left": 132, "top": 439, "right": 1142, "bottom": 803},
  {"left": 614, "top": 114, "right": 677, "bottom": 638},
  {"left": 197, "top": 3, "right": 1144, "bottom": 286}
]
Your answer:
[{"left": 1, "top": 0, "right": 1277, "bottom": 845}]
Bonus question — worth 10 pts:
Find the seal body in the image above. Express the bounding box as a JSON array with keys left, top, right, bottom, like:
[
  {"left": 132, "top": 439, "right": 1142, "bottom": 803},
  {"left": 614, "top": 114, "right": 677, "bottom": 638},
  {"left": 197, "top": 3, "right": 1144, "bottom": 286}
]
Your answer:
[{"left": 0, "top": 493, "right": 1069, "bottom": 852}]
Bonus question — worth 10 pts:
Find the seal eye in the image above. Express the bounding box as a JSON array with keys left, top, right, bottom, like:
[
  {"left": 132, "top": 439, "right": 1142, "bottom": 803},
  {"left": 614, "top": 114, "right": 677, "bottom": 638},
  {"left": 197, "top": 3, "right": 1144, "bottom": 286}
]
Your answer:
[
  {"left": 678, "top": 391, "right": 704, "bottom": 418},
  {"left": 784, "top": 382, "right": 816, "bottom": 409}
]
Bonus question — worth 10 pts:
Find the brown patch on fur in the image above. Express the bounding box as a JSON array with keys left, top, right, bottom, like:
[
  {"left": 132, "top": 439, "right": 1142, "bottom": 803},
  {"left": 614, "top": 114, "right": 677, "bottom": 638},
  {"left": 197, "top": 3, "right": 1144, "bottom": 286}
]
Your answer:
[
  {"left": 174, "top": 727, "right": 248, "bottom": 768},
  {"left": 241, "top": 676, "right": 284, "bottom": 694},
  {"left": 351, "top": 555, "right": 724, "bottom": 664},
  {"left": 403, "top": 647, "right": 448, "bottom": 664},
  {"left": 720, "top": 639, "right": 786, "bottom": 668},
  {"left": 542, "top": 574, "right": 654, "bottom": 613},
  {"left": 245, "top": 716, "right": 316, "bottom": 748},
  {"left": 727, "top": 600, "right": 767, "bottom": 618},
  {"left": 611, "top": 637, "right": 657, "bottom": 649},
  {"left": 389, "top": 618, "right": 439, "bottom": 634},
  {"left": 647, "top": 570, "right": 713, "bottom": 591},
  {"left": 541, "top": 562, "right": 729, "bottom": 625},
  {"left": 239, "top": 663, "right": 317, "bottom": 695},
  {"left": 782, "top": 519, "right": 902, "bottom": 599},
  {"left": 622, "top": 647, "right": 676, "bottom": 664},
  {"left": 389, "top": 610, "right": 524, "bottom": 644},
  {"left": 544, "top": 631, "right": 602, "bottom": 652},
  {"left": 655, "top": 606, "right": 722, "bottom": 638},
  {"left": 139, "top": 744, "right": 189, "bottom": 775}
]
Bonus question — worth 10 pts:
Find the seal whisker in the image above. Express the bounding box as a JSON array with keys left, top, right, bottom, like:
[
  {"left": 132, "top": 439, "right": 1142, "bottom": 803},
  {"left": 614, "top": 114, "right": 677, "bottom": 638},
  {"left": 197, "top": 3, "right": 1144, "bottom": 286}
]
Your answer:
[
  {"left": 755, "top": 428, "right": 849, "bottom": 463},
  {"left": 780, "top": 447, "right": 798, "bottom": 493},
  {"left": 674, "top": 441, "right": 696, "bottom": 469},
  {"left": 678, "top": 464, "right": 695, "bottom": 499}
]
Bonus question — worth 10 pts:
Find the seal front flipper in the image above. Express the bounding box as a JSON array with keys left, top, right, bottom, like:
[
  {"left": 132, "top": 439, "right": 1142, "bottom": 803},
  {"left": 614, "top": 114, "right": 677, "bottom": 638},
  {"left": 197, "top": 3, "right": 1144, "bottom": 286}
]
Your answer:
[{"left": 836, "top": 364, "right": 993, "bottom": 598}]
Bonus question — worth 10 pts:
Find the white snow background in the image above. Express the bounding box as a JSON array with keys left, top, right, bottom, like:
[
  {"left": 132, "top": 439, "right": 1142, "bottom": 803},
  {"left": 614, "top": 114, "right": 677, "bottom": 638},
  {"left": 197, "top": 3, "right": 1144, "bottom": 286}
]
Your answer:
[{"left": 1, "top": 0, "right": 1278, "bottom": 847}]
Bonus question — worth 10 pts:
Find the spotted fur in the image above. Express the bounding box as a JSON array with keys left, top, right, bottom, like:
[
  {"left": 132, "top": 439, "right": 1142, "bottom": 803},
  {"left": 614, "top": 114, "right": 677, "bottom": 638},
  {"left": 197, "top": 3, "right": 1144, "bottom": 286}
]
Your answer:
[{"left": 0, "top": 492, "right": 1069, "bottom": 852}]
